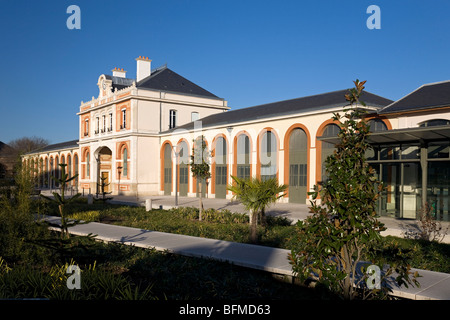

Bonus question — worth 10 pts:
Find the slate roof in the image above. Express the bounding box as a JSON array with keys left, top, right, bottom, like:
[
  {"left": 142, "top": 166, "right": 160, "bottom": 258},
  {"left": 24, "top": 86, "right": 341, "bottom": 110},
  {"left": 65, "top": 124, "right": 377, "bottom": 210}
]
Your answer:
[
  {"left": 105, "top": 75, "right": 135, "bottom": 91},
  {"left": 379, "top": 80, "right": 450, "bottom": 114},
  {"left": 163, "top": 89, "right": 393, "bottom": 133},
  {"left": 137, "top": 66, "right": 220, "bottom": 99},
  {"left": 25, "top": 140, "right": 79, "bottom": 155}
]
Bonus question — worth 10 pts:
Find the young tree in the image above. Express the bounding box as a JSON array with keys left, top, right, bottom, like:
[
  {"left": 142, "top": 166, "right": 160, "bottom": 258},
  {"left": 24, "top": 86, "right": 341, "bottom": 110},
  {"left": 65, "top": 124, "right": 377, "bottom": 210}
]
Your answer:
[
  {"left": 228, "top": 176, "right": 287, "bottom": 243},
  {"left": 289, "top": 80, "right": 420, "bottom": 299},
  {"left": 190, "top": 136, "right": 211, "bottom": 221},
  {"left": 41, "top": 163, "right": 81, "bottom": 239},
  {"left": 96, "top": 176, "right": 113, "bottom": 205}
]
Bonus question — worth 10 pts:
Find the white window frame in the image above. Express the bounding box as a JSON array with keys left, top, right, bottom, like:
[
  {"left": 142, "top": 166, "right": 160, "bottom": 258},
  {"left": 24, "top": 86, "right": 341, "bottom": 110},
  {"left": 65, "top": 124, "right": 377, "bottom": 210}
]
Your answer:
[
  {"left": 109, "top": 112, "right": 113, "bottom": 131},
  {"left": 102, "top": 114, "right": 106, "bottom": 132},
  {"left": 121, "top": 108, "right": 126, "bottom": 129}
]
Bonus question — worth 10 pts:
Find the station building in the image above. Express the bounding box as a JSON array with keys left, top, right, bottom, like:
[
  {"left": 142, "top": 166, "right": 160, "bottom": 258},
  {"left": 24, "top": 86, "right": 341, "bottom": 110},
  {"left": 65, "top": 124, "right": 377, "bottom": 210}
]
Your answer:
[{"left": 23, "top": 56, "right": 450, "bottom": 221}]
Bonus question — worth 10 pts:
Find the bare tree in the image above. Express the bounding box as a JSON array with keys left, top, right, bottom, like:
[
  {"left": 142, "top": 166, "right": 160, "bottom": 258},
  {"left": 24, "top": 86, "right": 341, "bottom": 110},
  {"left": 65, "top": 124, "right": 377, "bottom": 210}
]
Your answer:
[{"left": 8, "top": 136, "right": 49, "bottom": 155}]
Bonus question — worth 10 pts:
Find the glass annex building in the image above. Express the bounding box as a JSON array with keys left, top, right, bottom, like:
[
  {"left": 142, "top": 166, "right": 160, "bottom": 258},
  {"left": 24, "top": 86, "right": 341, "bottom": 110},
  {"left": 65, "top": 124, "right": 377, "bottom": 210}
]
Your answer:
[
  {"left": 366, "top": 125, "right": 450, "bottom": 222},
  {"left": 320, "top": 81, "right": 450, "bottom": 222}
]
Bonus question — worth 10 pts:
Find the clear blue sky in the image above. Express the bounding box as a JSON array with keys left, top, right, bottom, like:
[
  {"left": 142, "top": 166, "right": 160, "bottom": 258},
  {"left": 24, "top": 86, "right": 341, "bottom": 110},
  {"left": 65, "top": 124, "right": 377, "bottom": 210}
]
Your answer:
[{"left": 1, "top": 0, "right": 450, "bottom": 144}]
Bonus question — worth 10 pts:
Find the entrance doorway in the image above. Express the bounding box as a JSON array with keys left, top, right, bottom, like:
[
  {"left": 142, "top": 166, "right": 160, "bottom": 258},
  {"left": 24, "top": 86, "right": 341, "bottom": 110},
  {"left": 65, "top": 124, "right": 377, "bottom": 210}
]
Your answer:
[
  {"left": 101, "top": 171, "right": 110, "bottom": 193},
  {"left": 97, "top": 147, "right": 112, "bottom": 196},
  {"left": 372, "top": 162, "right": 422, "bottom": 219}
]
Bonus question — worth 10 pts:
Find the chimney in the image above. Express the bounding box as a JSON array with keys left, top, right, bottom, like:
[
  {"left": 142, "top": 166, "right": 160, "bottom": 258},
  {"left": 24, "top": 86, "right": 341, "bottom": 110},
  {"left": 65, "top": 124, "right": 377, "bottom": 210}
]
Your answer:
[
  {"left": 136, "top": 56, "right": 151, "bottom": 82},
  {"left": 112, "top": 67, "right": 127, "bottom": 78}
]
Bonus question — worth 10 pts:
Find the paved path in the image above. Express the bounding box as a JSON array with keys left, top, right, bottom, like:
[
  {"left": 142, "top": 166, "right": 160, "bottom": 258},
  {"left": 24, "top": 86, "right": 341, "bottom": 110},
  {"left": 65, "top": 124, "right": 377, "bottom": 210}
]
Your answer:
[{"left": 107, "top": 194, "right": 450, "bottom": 244}]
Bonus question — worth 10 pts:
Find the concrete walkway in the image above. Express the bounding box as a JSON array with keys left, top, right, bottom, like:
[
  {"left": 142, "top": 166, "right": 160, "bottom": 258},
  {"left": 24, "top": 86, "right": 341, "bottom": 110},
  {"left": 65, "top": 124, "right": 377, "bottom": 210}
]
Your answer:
[{"left": 107, "top": 194, "right": 450, "bottom": 244}]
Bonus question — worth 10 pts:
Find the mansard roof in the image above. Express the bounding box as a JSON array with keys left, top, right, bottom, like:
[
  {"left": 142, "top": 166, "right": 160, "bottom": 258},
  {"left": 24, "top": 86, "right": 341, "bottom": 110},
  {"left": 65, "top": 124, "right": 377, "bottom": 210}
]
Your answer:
[
  {"left": 379, "top": 80, "right": 450, "bottom": 114},
  {"left": 136, "top": 66, "right": 221, "bottom": 99}
]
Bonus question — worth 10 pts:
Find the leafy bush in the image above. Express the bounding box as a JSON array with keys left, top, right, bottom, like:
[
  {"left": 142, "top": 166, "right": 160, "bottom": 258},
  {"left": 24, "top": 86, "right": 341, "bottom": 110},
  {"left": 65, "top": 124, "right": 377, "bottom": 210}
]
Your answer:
[
  {"left": 0, "top": 179, "right": 53, "bottom": 265},
  {"left": 289, "top": 81, "right": 420, "bottom": 300}
]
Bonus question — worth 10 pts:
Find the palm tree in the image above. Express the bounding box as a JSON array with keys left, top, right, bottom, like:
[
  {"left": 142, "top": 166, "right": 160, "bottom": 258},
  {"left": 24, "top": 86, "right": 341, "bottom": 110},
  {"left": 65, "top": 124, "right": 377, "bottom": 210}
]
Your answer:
[{"left": 227, "top": 176, "right": 287, "bottom": 243}]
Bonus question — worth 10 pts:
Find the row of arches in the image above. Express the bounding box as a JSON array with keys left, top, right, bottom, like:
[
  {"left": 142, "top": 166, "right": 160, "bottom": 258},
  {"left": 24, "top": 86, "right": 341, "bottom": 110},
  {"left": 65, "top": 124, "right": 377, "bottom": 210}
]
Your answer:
[
  {"left": 161, "top": 118, "right": 390, "bottom": 203},
  {"left": 24, "top": 152, "right": 79, "bottom": 189}
]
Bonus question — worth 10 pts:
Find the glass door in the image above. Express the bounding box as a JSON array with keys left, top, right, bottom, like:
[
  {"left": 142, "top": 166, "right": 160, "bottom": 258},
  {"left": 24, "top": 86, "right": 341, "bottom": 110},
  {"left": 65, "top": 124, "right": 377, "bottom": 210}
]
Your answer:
[
  {"left": 381, "top": 163, "right": 401, "bottom": 218},
  {"left": 402, "top": 163, "right": 422, "bottom": 219}
]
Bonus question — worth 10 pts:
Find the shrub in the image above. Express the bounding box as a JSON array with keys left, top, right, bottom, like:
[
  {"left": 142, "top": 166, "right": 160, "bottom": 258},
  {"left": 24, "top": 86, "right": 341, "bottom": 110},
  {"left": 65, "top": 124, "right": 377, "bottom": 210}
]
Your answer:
[
  {"left": 0, "top": 260, "right": 156, "bottom": 300},
  {"left": 289, "top": 80, "right": 420, "bottom": 300},
  {"left": 68, "top": 210, "right": 105, "bottom": 222}
]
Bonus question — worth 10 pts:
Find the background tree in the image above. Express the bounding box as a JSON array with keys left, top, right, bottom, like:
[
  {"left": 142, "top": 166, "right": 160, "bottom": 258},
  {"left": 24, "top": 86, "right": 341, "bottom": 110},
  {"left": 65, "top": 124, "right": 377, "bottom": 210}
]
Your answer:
[
  {"left": 190, "top": 136, "right": 211, "bottom": 221},
  {"left": 228, "top": 176, "right": 287, "bottom": 243},
  {"left": 8, "top": 136, "right": 49, "bottom": 155},
  {"left": 289, "top": 80, "right": 420, "bottom": 299}
]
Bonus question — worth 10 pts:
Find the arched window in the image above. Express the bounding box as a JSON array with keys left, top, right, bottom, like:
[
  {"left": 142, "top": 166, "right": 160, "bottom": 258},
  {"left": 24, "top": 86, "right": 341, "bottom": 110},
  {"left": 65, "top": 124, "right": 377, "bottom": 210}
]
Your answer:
[
  {"left": 39, "top": 158, "right": 44, "bottom": 188},
  {"left": 55, "top": 156, "right": 60, "bottom": 187},
  {"left": 260, "top": 130, "right": 277, "bottom": 181},
  {"left": 67, "top": 155, "right": 71, "bottom": 176},
  {"left": 74, "top": 154, "right": 79, "bottom": 185},
  {"left": 86, "top": 152, "right": 90, "bottom": 178},
  {"left": 288, "top": 128, "right": 308, "bottom": 203},
  {"left": 163, "top": 143, "right": 172, "bottom": 195},
  {"left": 321, "top": 124, "right": 340, "bottom": 182},
  {"left": 178, "top": 141, "right": 189, "bottom": 196},
  {"left": 214, "top": 136, "right": 228, "bottom": 198},
  {"left": 368, "top": 119, "right": 388, "bottom": 132},
  {"left": 30, "top": 159, "right": 35, "bottom": 185},
  {"left": 49, "top": 157, "right": 53, "bottom": 188},
  {"left": 45, "top": 157, "right": 49, "bottom": 187},
  {"left": 237, "top": 134, "right": 251, "bottom": 180},
  {"left": 123, "top": 148, "right": 128, "bottom": 177},
  {"left": 419, "top": 119, "right": 450, "bottom": 127}
]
